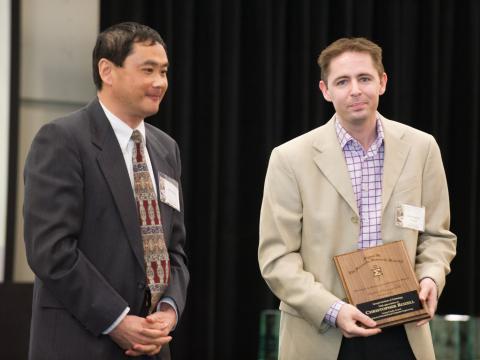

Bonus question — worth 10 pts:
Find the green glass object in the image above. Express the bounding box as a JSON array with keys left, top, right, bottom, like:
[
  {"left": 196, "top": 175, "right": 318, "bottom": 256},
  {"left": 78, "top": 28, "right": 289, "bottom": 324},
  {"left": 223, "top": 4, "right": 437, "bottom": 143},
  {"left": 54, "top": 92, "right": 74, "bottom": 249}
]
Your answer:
[
  {"left": 431, "top": 315, "right": 480, "bottom": 360},
  {"left": 258, "top": 310, "right": 280, "bottom": 360}
]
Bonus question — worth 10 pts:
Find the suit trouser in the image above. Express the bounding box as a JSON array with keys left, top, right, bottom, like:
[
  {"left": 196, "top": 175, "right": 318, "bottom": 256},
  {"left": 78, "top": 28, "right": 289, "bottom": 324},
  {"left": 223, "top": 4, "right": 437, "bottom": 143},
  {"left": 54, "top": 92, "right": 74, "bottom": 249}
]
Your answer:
[{"left": 337, "top": 325, "right": 416, "bottom": 360}]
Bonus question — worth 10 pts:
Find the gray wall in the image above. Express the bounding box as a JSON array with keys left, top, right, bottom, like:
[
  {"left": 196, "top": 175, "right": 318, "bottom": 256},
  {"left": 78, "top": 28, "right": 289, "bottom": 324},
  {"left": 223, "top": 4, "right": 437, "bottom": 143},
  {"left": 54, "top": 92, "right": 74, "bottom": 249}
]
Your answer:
[
  {"left": 0, "top": 0, "right": 12, "bottom": 282},
  {"left": 14, "top": 0, "right": 99, "bottom": 281}
]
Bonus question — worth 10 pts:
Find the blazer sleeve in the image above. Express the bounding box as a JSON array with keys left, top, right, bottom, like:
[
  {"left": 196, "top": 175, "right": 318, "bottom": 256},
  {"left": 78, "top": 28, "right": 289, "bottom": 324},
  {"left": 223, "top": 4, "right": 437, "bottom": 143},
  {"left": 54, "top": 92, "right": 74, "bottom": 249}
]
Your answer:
[
  {"left": 414, "top": 136, "right": 457, "bottom": 295},
  {"left": 24, "top": 122, "right": 128, "bottom": 336},
  {"left": 258, "top": 148, "right": 340, "bottom": 332},
  {"left": 162, "top": 141, "right": 189, "bottom": 318}
]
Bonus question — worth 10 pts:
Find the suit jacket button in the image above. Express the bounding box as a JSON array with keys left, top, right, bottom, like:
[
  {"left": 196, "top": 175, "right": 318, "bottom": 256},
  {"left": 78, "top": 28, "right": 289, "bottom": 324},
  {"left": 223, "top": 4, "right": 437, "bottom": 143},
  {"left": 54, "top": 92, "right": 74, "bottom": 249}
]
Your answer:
[
  {"left": 351, "top": 216, "right": 359, "bottom": 224},
  {"left": 137, "top": 281, "right": 145, "bottom": 289}
]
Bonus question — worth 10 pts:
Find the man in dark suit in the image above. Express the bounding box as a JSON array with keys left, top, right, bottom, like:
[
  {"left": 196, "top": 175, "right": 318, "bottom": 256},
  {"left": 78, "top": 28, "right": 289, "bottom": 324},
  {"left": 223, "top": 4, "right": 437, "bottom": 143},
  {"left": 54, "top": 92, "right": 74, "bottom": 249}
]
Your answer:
[{"left": 23, "top": 22, "right": 189, "bottom": 359}]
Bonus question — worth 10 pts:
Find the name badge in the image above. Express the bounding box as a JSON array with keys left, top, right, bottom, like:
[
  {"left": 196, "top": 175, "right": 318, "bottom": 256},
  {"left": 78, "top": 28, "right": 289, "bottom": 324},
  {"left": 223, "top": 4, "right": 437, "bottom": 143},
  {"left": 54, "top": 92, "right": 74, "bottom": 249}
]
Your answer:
[
  {"left": 395, "top": 204, "right": 425, "bottom": 232},
  {"left": 158, "top": 172, "right": 180, "bottom": 211}
]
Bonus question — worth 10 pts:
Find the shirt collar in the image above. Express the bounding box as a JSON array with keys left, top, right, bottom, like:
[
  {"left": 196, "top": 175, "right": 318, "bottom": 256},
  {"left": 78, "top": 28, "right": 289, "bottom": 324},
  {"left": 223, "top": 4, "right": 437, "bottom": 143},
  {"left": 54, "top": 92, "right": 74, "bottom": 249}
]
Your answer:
[
  {"left": 335, "top": 114, "right": 384, "bottom": 153},
  {"left": 99, "top": 101, "right": 146, "bottom": 151}
]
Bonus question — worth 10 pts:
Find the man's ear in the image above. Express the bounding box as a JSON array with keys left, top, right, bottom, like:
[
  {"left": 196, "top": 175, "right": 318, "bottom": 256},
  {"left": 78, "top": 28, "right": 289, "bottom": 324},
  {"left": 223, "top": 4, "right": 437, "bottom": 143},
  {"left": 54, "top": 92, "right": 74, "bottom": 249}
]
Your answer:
[
  {"left": 98, "top": 58, "right": 114, "bottom": 87},
  {"left": 319, "top": 80, "right": 332, "bottom": 102},
  {"left": 379, "top": 72, "right": 388, "bottom": 95}
]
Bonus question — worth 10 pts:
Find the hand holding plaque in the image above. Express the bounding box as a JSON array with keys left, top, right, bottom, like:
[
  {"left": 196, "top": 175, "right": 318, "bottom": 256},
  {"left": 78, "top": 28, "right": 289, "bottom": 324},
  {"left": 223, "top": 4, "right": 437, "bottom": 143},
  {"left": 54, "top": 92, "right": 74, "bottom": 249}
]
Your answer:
[{"left": 334, "top": 241, "right": 430, "bottom": 328}]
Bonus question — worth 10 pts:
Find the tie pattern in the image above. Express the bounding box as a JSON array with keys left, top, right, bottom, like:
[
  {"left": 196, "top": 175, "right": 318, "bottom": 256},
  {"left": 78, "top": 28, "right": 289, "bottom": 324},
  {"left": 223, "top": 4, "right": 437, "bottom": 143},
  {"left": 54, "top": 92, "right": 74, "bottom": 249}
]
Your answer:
[{"left": 131, "top": 130, "right": 170, "bottom": 313}]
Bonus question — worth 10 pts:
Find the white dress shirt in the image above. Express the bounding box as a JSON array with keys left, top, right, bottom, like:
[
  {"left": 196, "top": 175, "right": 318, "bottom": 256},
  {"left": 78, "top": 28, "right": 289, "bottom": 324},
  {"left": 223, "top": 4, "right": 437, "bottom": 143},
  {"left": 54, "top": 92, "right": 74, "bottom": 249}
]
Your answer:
[{"left": 99, "top": 101, "right": 178, "bottom": 334}]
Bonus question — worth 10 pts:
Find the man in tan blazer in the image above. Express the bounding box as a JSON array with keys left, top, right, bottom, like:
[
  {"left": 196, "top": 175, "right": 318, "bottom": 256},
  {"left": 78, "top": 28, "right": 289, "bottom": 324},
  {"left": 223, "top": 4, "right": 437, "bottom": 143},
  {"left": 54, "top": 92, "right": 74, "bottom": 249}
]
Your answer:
[{"left": 258, "top": 38, "right": 456, "bottom": 360}]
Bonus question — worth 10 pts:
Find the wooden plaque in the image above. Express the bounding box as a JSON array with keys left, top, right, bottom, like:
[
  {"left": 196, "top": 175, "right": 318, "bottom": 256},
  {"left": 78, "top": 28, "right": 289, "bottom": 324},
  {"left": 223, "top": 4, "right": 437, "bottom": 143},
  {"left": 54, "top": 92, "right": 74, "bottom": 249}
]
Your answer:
[{"left": 334, "top": 241, "right": 430, "bottom": 328}]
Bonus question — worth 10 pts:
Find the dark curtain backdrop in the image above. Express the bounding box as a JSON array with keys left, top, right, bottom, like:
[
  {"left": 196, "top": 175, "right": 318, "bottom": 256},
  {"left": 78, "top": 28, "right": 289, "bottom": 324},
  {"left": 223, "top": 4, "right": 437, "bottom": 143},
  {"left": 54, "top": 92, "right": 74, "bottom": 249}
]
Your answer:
[{"left": 100, "top": 1, "right": 479, "bottom": 359}]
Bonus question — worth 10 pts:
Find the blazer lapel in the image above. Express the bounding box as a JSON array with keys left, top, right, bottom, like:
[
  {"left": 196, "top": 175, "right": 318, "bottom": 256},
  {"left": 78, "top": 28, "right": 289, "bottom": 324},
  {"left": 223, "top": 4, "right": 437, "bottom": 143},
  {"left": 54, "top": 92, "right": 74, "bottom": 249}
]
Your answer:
[
  {"left": 312, "top": 119, "right": 359, "bottom": 216},
  {"left": 381, "top": 117, "right": 411, "bottom": 212},
  {"left": 88, "top": 99, "right": 145, "bottom": 273},
  {"left": 145, "top": 128, "right": 175, "bottom": 245}
]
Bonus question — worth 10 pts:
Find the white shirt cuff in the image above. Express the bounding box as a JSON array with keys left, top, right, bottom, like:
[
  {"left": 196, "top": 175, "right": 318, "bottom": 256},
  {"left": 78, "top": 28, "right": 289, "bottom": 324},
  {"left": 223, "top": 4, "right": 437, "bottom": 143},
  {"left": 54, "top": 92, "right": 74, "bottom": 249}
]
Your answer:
[
  {"left": 158, "top": 297, "right": 178, "bottom": 330},
  {"left": 102, "top": 306, "right": 130, "bottom": 334}
]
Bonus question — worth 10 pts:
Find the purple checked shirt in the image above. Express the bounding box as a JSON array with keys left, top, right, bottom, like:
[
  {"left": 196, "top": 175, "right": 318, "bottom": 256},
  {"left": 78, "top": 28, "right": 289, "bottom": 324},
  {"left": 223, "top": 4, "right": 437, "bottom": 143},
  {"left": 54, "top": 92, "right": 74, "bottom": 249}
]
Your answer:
[{"left": 324, "top": 117, "right": 385, "bottom": 327}]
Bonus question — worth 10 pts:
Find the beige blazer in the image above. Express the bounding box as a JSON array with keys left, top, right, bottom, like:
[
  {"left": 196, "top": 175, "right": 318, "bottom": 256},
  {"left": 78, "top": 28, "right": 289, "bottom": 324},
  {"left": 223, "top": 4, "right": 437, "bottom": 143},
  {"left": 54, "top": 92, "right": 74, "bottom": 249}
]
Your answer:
[{"left": 258, "top": 114, "right": 456, "bottom": 360}]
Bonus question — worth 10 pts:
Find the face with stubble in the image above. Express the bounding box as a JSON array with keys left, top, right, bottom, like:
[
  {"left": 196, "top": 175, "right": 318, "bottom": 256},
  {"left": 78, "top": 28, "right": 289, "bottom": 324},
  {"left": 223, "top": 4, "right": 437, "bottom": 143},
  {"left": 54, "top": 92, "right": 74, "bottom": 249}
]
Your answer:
[{"left": 319, "top": 51, "right": 387, "bottom": 128}]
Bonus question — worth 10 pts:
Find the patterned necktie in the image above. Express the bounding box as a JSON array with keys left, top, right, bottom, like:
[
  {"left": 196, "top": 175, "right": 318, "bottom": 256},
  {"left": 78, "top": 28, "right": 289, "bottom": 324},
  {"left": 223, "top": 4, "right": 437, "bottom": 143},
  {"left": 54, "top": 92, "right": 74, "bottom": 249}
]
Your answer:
[{"left": 131, "top": 130, "right": 170, "bottom": 313}]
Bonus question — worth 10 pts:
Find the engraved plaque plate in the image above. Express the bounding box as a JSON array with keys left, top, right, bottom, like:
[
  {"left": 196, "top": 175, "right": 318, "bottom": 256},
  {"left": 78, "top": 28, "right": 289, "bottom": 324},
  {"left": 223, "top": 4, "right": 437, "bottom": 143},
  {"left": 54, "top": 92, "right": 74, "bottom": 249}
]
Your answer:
[{"left": 334, "top": 241, "right": 430, "bottom": 328}]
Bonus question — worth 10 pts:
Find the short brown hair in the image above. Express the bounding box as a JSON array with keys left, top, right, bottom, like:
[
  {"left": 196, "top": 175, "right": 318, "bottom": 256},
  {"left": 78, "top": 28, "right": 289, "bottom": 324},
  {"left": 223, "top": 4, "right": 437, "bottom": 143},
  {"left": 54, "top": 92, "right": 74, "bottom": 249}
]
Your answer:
[{"left": 317, "top": 37, "right": 384, "bottom": 84}]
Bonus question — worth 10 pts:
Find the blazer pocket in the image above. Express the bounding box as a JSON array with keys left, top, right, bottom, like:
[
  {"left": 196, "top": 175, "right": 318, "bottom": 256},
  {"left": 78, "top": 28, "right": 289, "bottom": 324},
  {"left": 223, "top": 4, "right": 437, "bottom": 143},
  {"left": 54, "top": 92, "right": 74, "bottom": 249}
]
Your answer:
[{"left": 38, "top": 286, "right": 66, "bottom": 309}]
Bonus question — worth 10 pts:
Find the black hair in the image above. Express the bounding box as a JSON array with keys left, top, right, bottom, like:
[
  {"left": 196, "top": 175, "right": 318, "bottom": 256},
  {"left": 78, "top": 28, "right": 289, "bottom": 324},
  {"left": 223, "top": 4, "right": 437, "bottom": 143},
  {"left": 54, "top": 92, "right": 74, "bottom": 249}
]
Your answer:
[{"left": 92, "top": 22, "right": 166, "bottom": 90}]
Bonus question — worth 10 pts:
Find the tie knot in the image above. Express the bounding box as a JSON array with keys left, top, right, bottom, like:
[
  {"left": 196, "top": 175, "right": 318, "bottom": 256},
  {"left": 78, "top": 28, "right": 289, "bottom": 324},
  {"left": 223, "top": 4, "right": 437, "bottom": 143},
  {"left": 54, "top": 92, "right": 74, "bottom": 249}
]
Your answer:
[{"left": 132, "top": 130, "right": 143, "bottom": 144}]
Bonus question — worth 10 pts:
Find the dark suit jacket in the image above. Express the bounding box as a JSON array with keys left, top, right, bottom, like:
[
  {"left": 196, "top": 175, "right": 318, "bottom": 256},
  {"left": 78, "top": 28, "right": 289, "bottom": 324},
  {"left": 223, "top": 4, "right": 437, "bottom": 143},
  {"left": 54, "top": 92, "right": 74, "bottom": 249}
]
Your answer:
[{"left": 24, "top": 98, "right": 189, "bottom": 360}]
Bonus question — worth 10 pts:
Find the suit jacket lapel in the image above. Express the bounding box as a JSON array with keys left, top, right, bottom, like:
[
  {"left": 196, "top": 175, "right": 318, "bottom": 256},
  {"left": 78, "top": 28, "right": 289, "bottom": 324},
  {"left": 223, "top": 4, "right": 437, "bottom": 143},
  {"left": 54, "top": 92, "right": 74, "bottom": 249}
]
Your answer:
[
  {"left": 381, "top": 117, "right": 411, "bottom": 212},
  {"left": 312, "top": 118, "right": 359, "bottom": 216},
  {"left": 145, "top": 127, "right": 174, "bottom": 245},
  {"left": 88, "top": 99, "right": 145, "bottom": 273}
]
